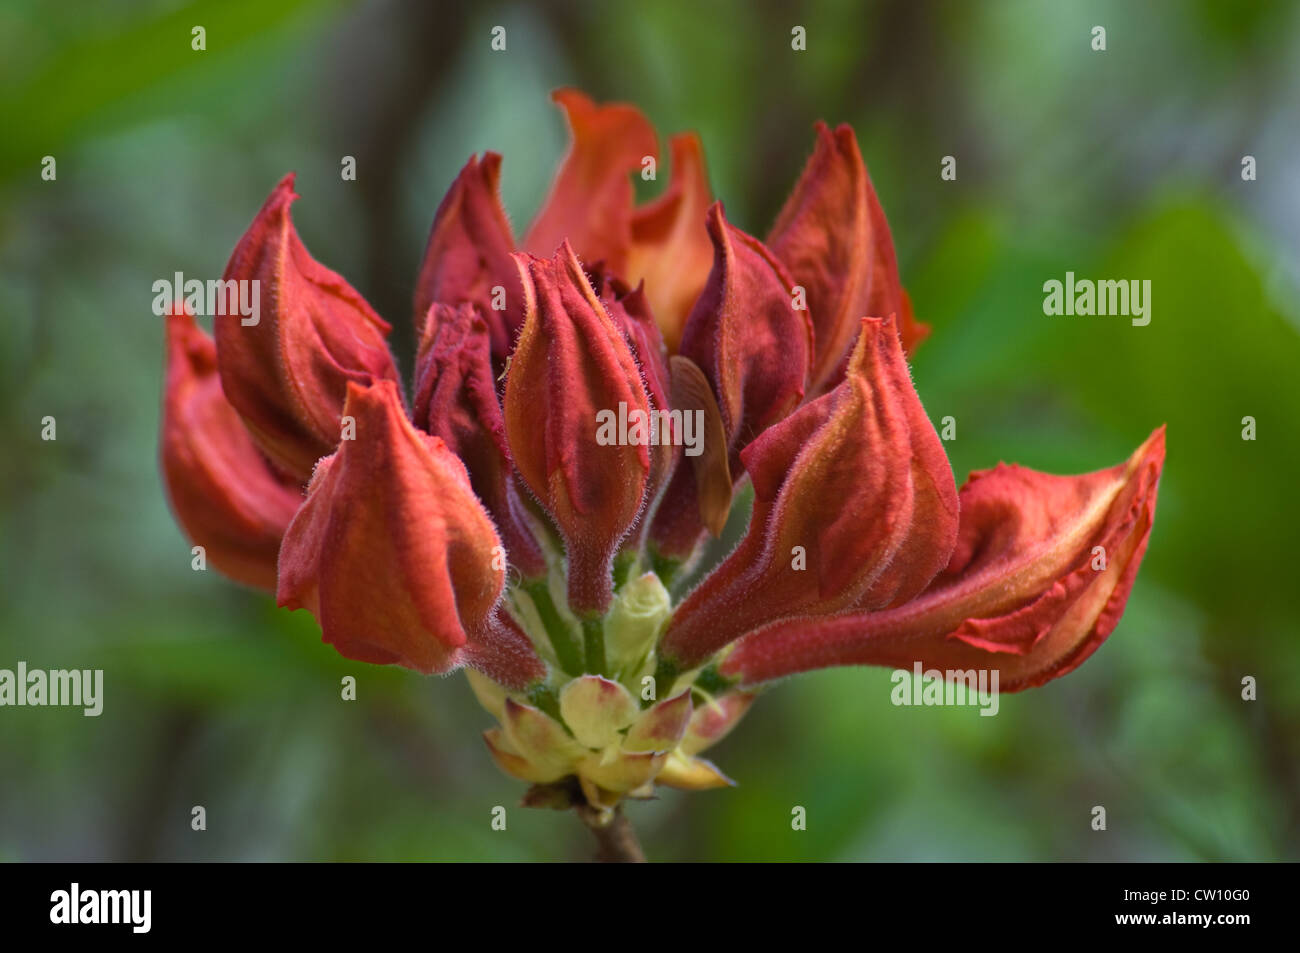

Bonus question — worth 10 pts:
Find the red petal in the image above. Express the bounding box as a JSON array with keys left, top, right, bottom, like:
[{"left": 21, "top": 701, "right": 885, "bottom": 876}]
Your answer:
[
  {"left": 413, "top": 153, "right": 521, "bottom": 359},
  {"left": 648, "top": 203, "right": 814, "bottom": 561},
  {"left": 277, "top": 379, "right": 545, "bottom": 687},
  {"left": 523, "top": 89, "right": 658, "bottom": 276},
  {"left": 413, "top": 302, "right": 546, "bottom": 580},
  {"left": 661, "top": 317, "right": 957, "bottom": 669},
  {"left": 214, "top": 174, "right": 400, "bottom": 481},
  {"left": 161, "top": 307, "right": 303, "bottom": 590},
  {"left": 722, "top": 428, "right": 1166, "bottom": 691},
  {"left": 627, "top": 132, "right": 714, "bottom": 352},
  {"left": 768, "top": 123, "right": 928, "bottom": 393},
  {"left": 600, "top": 277, "right": 681, "bottom": 552},
  {"left": 503, "top": 243, "right": 651, "bottom": 615},
  {"left": 680, "top": 202, "right": 813, "bottom": 463}
]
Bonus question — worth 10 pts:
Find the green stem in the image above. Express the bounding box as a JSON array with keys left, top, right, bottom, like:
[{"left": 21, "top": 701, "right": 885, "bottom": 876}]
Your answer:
[
  {"left": 612, "top": 551, "right": 636, "bottom": 591},
  {"left": 582, "top": 617, "right": 607, "bottom": 676},
  {"left": 525, "top": 580, "right": 583, "bottom": 675},
  {"left": 648, "top": 549, "right": 681, "bottom": 590}
]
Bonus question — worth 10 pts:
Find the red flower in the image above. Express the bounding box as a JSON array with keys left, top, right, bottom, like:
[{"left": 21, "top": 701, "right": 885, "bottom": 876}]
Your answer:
[
  {"left": 721, "top": 427, "right": 1166, "bottom": 691},
  {"left": 161, "top": 89, "right": 1166, "bottom": 808},
  {"left": 212, "top": 174, "right": 401, "bottom": 483},
  {"left": 161, "top": 305, "right": 302, "bottom": 590}
]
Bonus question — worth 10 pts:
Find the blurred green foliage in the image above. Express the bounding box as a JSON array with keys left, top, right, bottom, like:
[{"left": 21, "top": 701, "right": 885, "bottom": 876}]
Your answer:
[{"left": 2, "top": 0, "right": 1297, "bottom": 861}]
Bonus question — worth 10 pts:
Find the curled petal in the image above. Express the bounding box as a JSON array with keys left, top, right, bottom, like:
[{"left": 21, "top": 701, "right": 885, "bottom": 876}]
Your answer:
[
  {"left": 722, "top": 428, "right": 1167, "bottom": 691},
  {"left": 661, "top": 317, "right": 957, "bottom": 669},
  {"left": 214, "top": 174, "right": 400, "bottom": 481},
  {"left": 769, "top": 123, "right": 928, "bottom": 392},
  {"left": 413, "top": 153, "right": 521, "bottom": 358},
  {"left": 277, "top": 379, "right": 545, "bottom": 688},
  {"left": 414, "top": 302, "right": 546, "bottom": 580},
  {"left": 524, "top": 88, "right": 658, "bottom": 275},
  {"left": 627, "top": 132, "right": 714, "bottom": 351},
  {"left": 504, "top": 243, "right": 651, "bottom": 615},
  {"left": 161, "top": 307, "right": 302, "bottom": 590}
]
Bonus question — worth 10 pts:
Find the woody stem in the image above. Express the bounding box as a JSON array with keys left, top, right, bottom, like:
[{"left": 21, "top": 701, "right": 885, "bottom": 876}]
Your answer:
[{"left": 575, "top": 805, "right": 646, "bottom": 862}]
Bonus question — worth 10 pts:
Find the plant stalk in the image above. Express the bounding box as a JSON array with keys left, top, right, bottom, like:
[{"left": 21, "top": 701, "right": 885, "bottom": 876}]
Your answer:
[{"left": 575, "top": 805, "right": 645, "bottom": 862}]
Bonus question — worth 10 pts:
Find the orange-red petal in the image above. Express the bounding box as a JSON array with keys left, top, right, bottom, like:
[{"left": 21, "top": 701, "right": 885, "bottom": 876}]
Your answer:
[
  {"left": 627, "top": 132, "right": 714, "bottom": 351},
  {"left": 722, "top": 428, "right": 1167, "bottom": 690},
  {"left": 768, "top": 123, "right": 928, "bottom": 392},
  {"left": 503, "top": 243, "right": 651, "bottom": 615},
  {"left": 161, "top": 307, "right": 303, "bottom": 590},
  {"left": 214, "top": 174, "right": 400, "bottom": 481},
  {"left": 413, "top": 153, "right": 522, "bottom": 358},
  {"left": 277, "top": 379, "right": 545, "bottom": 687},
  {"left": 661, "top": 317, "right": 957, "bottom": 669},
  {"left": 523, "top": 89, "right": 658, "bottom": 276}
]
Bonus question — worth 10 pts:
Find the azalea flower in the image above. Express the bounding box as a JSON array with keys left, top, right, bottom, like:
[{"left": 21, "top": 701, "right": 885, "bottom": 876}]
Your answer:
[{"left": 161, "top": 89, "right": 1166, "bottom": 858}]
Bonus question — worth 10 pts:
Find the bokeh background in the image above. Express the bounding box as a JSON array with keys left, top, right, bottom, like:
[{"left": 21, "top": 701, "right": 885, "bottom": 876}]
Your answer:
[{"left": 2, "top": 0, "right": 1298, "bottom": 861}]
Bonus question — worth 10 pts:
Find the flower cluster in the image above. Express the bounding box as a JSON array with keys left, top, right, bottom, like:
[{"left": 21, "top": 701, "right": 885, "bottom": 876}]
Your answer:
[{"left": 161, "top": 89, "right": 1166, "bottom": 810}]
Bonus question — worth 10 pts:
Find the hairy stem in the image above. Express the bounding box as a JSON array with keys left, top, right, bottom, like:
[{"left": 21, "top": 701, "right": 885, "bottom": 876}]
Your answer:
[{"left": 575, "top": 805, "right": 646, "bottom": 863}]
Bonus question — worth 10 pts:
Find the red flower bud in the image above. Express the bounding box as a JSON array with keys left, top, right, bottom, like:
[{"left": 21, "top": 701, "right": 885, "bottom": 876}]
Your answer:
[
  {"left": 413, "top": 302, "right": 547, "bottom": 581},
  {"left": 768, "top": 123, "right": 928, "bottom": 393},
  {"left": 413, "top": 153, "right": 522, "bottom": 359},
  {"left": 523, "top": 89, "right": 658, "bottom": 276},
  {"left": 599, "top": 276, "right": 680, "bottom": 542},
  {"left": 161, "top": 307, "right": 303, "bottom": 591},
  {"left": 214, "top": 174, "right": 400, "bottom": 482},
  {"left": 681, "top": 202, "right": 813, "bottom": 460},
  {"left": 648, "top": 203, "right": 814, "bottom": 561},
  {"left": 626, "top": 132, "right": 714, "bottom": 352},
  {"left": 722, "top": 428, "right": 1166, "bottom": 691},
  {"left": 277, "top": 380, "right": 545, "bottom": 688},
  {"left": 504, "top": 243, "right": 651, "bottom": 615},
  {"left": 661, "top": 316, "right": 958, "bottom": 669}
]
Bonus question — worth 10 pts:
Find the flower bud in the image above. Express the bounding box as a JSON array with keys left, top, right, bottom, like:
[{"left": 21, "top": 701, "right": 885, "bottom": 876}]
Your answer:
[
  {"left": 214, "top": 174, "right": 400, "bottom": 482},
  {"left": 600, "top": 276, "right": 681, "bottom": 552},
  {"left": 504, "top": 243, "right": 651, "bottom": 616},
  {"left": 277, "top": 379, "right": 545, "bottom": 688},
  {"left": 161, "top": 307, "right": 303, "bottom": 590},
  {"left": 413, "top": 152, "right": 522, "bottom": 358},
  {"left": 661, "top": 316, "right": 958, "bottom": 669},
  {"left": 414, "top": 302, "right": 546, "bottom": 580},
  {"left": 722, "top": 428, "right": 1167, "bottom": 690},
  {"left": 768, "top": 122, "right": 928, "bottom": 392},
  {"left": 648, "top": 202, "right": 814, "bottom": 561}
]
